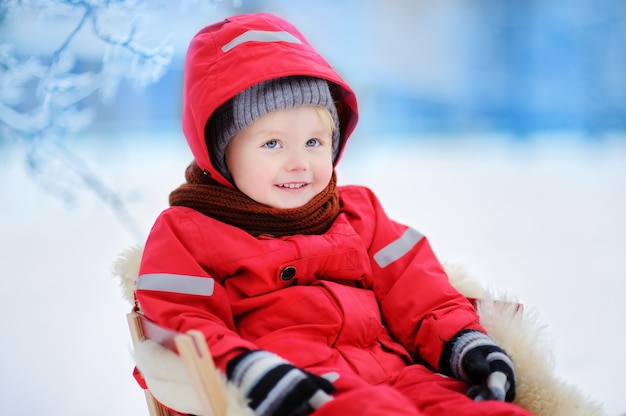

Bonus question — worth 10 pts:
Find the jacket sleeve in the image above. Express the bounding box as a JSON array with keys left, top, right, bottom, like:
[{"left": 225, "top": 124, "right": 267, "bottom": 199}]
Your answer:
[
  {"left": 344, "top": 187, "right": 485, "bottom": 370},
  {"left": 135, "top": 207, "right": 256, "bottom": 372}
]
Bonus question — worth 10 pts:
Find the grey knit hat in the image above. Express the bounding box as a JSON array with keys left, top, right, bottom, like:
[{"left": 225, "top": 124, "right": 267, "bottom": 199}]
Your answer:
[{"left": 206, "top": 76, "right": 340, "bottom": 182}]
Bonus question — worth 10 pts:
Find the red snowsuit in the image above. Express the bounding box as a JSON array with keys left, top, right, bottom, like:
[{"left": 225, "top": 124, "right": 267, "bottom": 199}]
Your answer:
[{"left": 136, "top": 13, "right": 532, "bottom": 416}]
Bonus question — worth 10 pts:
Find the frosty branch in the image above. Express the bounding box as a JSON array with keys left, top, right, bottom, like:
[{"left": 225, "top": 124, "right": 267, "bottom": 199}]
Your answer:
[{"left": 0, "top": 0, "right": 177, "bottom": 242}]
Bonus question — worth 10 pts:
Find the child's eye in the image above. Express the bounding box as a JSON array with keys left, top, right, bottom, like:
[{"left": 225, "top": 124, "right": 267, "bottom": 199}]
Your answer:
[
  {"left": 263, "top": 140, "right": 280, "bottom": 149},
  {"left": 306, "top": 138, "right": 321, "bottom": 147}
]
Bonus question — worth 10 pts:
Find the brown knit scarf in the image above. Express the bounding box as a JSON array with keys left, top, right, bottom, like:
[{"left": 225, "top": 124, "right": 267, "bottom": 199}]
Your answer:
[{"left": 169, "top": 162, "right": 340, "bottom": 237}]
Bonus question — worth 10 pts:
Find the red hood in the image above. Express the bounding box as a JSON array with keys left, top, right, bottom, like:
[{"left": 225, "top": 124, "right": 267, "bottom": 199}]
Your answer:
[{"left": 182, "top": 13, "right": 359, "bottom": 187}]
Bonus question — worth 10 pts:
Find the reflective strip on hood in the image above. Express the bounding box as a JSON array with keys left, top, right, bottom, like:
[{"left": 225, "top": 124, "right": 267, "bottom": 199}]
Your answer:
[
  {"left": 222, "top": 30, "right": 302, "bottom": 52},
  {"left": 137, "top": 273, "right": 215, "bottom": 296},
  {"left": 373, "top": 228, "right": 424, "bottom": 268}
]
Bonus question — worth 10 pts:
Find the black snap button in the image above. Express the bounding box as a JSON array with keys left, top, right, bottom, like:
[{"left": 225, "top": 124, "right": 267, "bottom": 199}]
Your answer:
[{"left": 280, "top": 265, "right": 297, "bottom": 281}]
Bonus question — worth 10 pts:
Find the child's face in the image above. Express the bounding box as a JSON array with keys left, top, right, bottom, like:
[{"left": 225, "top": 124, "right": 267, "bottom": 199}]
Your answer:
[{"left": 226, "top": 106, "right": 334, "bottom": 209}]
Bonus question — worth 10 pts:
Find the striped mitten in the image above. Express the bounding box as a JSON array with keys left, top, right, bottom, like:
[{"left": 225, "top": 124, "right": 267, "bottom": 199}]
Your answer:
[
  {"left": 440, "top": 330, "right": 517, "bottom": 402},
  {"left": 227, "top": 350, "right": 335, "bottom": 416}
]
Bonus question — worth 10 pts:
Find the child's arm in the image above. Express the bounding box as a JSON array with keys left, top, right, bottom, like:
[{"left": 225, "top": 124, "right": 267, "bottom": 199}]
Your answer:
[
  {"left": 343, "top": 186, "right": 516, "bottom": 401},
  {"left": 135, "top": 207, "right": 257, "bottom": 370},
  {"left": 341, "top": 186, "right": 483, "bottom": 365}
]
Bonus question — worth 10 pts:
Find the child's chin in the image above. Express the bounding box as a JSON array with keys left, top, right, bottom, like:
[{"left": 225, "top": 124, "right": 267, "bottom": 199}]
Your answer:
[
  {"left": 272, "top": 197, "right": 311, "bottom": 210},
  {"left": 276, "top": 202, "right": 307, "bottom": 210}
]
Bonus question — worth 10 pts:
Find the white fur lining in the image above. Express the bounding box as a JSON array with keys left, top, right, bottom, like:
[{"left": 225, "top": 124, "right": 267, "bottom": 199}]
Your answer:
[
  {"left": 133, "top": 340, "right": 254, "bottom": 416},
  {"left": 134, "top": 340, "right": 204, "bottom": 415},
  {"left": 476, "top": 292, "right": 603, "bottom": 415}
]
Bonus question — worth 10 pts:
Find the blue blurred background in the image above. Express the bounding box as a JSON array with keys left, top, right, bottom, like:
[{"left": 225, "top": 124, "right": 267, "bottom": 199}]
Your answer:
[
  {"left": 4, "top": 0, "right": 626, "bottom": 142},
  {"left": 109, "top": 0, "right": 625, "bottom": 137}
]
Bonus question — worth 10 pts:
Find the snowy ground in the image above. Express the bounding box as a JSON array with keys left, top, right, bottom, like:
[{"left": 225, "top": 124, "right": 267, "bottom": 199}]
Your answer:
[{"left": 1, "top": 132, "right": 624, "bottom": 415}]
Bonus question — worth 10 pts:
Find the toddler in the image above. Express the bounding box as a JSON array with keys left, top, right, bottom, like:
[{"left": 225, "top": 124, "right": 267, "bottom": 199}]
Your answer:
[{"left": 136, "top": 12, "right": 533, "bottom": 416}]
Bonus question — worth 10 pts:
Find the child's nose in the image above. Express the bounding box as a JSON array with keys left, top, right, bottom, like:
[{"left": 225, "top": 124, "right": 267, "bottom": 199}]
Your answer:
[{"left": 284, "top": 148, "right": 308, "bottom": 171}]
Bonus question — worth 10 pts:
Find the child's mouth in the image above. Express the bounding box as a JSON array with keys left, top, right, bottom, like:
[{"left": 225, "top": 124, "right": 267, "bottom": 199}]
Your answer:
[{"left": 277, "top": 183, "right": 307, "bottom": 189}]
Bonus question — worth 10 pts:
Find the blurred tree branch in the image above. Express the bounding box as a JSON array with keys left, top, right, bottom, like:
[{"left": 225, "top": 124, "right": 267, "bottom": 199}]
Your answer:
[{"left": 0, "top": 0, "right": 235, "bottom": 242}]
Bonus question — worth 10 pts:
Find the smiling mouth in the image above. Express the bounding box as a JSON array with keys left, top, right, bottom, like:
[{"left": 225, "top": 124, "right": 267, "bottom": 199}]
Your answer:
[{"left": 277, "top": 183, "right": 307, "bottom": 189}]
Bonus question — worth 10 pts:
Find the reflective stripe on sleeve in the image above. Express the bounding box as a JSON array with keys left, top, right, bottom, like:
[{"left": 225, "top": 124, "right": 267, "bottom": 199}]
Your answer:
[
  {"left": 222, "top": 30, "right": 302, "bottom": 52},
  {"left": 137, "top": 273, "right": 215, "bottom": 296},
  {"left": 373, "top": 227, "right": 424, "bottom": 268}
]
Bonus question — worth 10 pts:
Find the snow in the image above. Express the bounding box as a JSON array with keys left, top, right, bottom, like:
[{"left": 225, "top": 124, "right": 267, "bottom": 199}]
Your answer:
[{"left": 0, "top": 131, "right": 624, "bottom": 415}]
